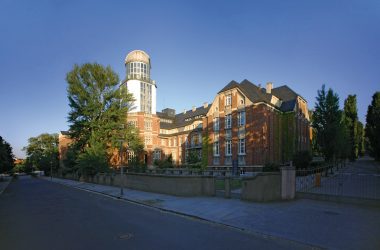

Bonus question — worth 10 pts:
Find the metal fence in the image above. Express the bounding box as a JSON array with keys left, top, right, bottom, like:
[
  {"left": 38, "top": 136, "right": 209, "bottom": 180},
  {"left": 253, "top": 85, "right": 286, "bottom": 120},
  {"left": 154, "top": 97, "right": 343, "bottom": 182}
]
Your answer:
[{"left": 296, "top": 166, "right": 380, "bottom": 200}]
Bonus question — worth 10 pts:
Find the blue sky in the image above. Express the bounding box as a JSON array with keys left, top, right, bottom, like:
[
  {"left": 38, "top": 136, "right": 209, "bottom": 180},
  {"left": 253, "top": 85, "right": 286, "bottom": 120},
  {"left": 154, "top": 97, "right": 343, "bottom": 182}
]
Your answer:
[{"left": 0, "top": 0, "right": 379, "bottom": 158}]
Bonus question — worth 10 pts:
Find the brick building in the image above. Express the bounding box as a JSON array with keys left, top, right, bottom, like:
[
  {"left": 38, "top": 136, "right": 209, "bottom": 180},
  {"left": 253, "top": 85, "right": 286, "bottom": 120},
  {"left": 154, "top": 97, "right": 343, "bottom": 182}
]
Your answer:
[{"left": 59, "top": 50, "right": 310, "bottom": 169}]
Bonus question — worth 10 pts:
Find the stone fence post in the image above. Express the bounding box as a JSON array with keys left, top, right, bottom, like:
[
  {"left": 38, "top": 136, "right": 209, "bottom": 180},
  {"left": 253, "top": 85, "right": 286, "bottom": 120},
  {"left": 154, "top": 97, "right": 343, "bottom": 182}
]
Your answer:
[{"left": 281, "top": 162, "right": 296, "bottom": 200}]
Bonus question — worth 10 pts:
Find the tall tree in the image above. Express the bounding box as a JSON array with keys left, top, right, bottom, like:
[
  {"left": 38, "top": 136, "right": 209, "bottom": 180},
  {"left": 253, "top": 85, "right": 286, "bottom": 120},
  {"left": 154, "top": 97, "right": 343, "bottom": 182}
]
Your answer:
[
  {"left": 0, "top": 136, "right": 14, "bottom": 173},
  {"left": 66, "top": 63, "right": 138, "bottom": 171},
  {"left": 313, "top": 85, "right": 344, "bottom": 162},
  {"left": 23, "top": 133, "right": 59, "bottom": 174},
  {"left": 357, "top": 121, "right": 365, "bottom": 157},
  {"left": 343, "top": 95, "right": 359, "bottom": 161},
  {"left": 365, "top": 92, "right": 380, "bottom": 160}
]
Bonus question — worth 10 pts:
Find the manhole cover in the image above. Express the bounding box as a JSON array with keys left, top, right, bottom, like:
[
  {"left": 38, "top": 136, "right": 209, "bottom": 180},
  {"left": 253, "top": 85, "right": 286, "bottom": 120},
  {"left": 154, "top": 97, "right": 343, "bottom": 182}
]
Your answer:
[{"left": 118, "top": 233, "right": 133, "bottom": 240}]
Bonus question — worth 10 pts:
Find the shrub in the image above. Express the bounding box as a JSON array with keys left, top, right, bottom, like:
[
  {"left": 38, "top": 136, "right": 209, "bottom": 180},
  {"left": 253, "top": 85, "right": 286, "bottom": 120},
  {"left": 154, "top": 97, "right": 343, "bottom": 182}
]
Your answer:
[
  {"left": 263, "top": 163, "right": 280, "bottom": 172},
  {"left": 153, "top": 154, "right": 174, "bottom": 169},
  {"left": 292, "top": 151, "right": 312, "bottom": 169}
]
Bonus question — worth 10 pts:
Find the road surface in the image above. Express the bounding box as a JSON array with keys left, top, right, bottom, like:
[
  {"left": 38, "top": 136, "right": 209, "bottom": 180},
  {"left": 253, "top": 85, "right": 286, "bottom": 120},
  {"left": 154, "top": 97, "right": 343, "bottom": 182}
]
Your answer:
[{"left": 0, "top": 176, "right": 311, "bottom": 250}]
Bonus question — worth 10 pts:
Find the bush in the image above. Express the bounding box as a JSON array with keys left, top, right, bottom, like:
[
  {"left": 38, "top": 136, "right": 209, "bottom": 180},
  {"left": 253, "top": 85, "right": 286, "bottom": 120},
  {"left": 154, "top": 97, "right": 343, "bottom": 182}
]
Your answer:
[
  {"left": 292, "top": 151, "right": 312, "bottom": 169},
  {"left": 153, "top": 154, "right": 174, "bottom": 169},
  {"left": 263, "top": 163, "right": 280, "bottom": 172}
]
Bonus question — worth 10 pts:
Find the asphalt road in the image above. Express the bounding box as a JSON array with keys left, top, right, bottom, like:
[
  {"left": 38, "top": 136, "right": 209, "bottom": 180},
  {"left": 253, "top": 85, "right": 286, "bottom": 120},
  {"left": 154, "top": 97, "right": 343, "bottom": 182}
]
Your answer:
[{"left": 0, "top": 176, "right": 312, "bottom": 250}]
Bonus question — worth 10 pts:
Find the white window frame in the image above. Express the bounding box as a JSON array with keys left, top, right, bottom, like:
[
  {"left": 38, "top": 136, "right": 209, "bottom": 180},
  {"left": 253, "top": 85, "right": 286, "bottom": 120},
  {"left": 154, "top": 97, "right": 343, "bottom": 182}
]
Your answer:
[
  {"left": 225, "top": 140, "right": 232, "bottom": 156},
  {"left": 213, "top": 141, "right": 220, "bottom": 156},
  {"left": 153, "top": 150, "right": 161, "bottom": 160},
  {"left": 238, "top": 111, "right": 245, "bottom": 127},
  {"left": 238, "top": 138, "right": 246, "bottom": 155},
  {"left": 225, "top": 114, "right": 232, "bottom": 129},
  {"left": 225, "top": 94, "right": 232, "bottom": 106},
  {"left": 213, "top": 117, "right": 220, "bottom": 131}
]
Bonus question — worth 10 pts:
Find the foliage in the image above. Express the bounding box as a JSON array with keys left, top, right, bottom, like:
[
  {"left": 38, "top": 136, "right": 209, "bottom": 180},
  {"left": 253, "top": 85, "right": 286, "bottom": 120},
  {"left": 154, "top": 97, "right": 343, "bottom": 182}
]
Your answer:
[
  {"left": 365, "top": 92, "right": 380, "bottom": 160},
  {"left": 23, "top": 133, "right": 58, "bottom": 175},
  {"left": 262, "top": 163, "right": 280, "bottom": 172},
  {"left": 292, "top": 150, "right": 312, "bottom": 169},
  {"left": 201, "top": 135, "right": 209, "bottom": 169},
  {"left": 66, "top": 63, "right": 134, "bottom": 156},
  {"left": 76, "top": 137, "right": 109, "bottom": 176},
  {"left": 186, "top": 150, "right": 201, "bottom": 164},
  {"left": 281, "top": 112, "right": 295, "bottom": 161},
  {"left": 129, "top": 156, "right": 147, "bottom": 172},
  {"left": 62, "top": 144, "right": 80, "bottom": 173},
  {"left": 357, "top": 121, "right": 365, "bottom": 157},
  {"left": 343, "top": 95, "right": 358, "bottom": 161},
  {"left": 154, "top": 154, "right": 174, "bottom": 169},
  {"left": 313, "top": 85, "right": 344, "bottom": 162},
  {"left": 0, "top": 136, "right": 14, "bottom": 173},
  {"left": 124, "top": 124, "right": 144, "bottom": 154}
]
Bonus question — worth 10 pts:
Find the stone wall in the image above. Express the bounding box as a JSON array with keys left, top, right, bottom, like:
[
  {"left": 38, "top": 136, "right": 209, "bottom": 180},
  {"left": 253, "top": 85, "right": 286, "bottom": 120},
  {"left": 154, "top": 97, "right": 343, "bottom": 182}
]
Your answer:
[
  {"left": 240, "top": 172, "right": 281, "bottom": 202},
  {"left": 61, "top": 172, "right": 215, "bottom": 197}
]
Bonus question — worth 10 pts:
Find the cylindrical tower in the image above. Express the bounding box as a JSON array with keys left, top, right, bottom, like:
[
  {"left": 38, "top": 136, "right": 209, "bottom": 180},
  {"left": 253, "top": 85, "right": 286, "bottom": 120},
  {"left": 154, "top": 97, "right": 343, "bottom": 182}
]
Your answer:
[
  {"left": 125, "top": 50, "right": 151, "bottom": 81},
  {"left": 124, "top": 50, "right": 156, "bottom": 114}
]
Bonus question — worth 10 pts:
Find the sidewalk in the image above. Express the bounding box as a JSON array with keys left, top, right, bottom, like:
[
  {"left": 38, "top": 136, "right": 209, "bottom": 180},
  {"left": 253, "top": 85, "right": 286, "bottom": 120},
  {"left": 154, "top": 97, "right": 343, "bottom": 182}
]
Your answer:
[
  {"left": 42, "top": 176, "right": 380, "bottom": 250},
  {"left": 0, "top": 176, "right": 12, "bottom": 195}
]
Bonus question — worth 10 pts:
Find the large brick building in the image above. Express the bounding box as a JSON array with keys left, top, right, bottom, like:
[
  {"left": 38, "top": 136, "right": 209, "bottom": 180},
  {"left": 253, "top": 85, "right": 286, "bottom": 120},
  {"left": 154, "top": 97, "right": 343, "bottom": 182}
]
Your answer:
[{"left": 59, "top": 50, "right": 310, "bottom": 169}]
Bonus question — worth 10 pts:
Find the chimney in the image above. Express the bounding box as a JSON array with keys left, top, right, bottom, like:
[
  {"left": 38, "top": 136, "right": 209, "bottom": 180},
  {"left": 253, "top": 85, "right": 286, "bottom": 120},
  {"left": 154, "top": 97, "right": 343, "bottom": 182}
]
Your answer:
[
  {"left": 192, "top": 106, "right": 196, "bottom": 112},
  {"left": 203, "top": 102, "right": 208, "bottom": 108},
  {"left": 266, "top": 82, "right": 273, "bottom": 94}
]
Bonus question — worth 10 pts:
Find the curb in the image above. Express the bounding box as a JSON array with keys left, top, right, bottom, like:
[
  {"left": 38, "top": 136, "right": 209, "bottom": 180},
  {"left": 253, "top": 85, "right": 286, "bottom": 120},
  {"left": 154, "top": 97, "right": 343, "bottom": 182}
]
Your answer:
[
  {"left": 42, "top": 177, "right": 323, "bottom": 250},
  {"left": 0, "top": 177, "right": 12, "bottom": 195}
]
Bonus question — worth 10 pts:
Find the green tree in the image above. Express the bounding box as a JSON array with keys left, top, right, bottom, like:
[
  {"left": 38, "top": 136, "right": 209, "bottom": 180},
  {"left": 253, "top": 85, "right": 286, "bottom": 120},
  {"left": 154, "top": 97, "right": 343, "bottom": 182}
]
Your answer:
[
  {"left": 0, "top": 136, "right": 14, "bottom": 173},
  {"left": 313, "top": 85, "right": 344, "bottom": 162},
  {"left": 66, "top": 63, "right": 134, "bottom": 154},
  {"left": 77, "top": 136, "right": 109, "bottom": 176},
  {"left": 365, "top": 92, "right": 380, "bottom": 160},
  {"left": 343, "top": 95, "right": 358, "bottom": 161},
  {"left": 357, "top": 121, "right": 365, "bottom": 157},
  {"left": 23, "top": 133, "right": 59, "bottom": 175}
]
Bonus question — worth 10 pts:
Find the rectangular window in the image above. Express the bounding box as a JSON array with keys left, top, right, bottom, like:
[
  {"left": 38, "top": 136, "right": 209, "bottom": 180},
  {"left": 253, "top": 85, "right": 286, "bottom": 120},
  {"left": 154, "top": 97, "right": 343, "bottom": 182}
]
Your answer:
[
  {"left": 238, "top": 111, "right": 245, "bottom": 127},
  {"left": 153, "top": 150, "right": 161, "bottom": 160},
  {"left": 225, "top": 140, "right": 232, "bottom": 156},
  {"left": 225, "top": 114, "right": 232, "bottom": 129},
  {"left": 213, "top": 141, "right": 219, "bottom": 156},
  {"left": 144, "top": 121, "right": 152, "bottom": 131},
  {"left": 225, "top": 94, "right": 232, "bottom": 106},
  {"left": 238, "top": 138, "right": 245, "bottom": 155},
  {"left": 213, "top": 117, "right": 219, "bottom": 131}
]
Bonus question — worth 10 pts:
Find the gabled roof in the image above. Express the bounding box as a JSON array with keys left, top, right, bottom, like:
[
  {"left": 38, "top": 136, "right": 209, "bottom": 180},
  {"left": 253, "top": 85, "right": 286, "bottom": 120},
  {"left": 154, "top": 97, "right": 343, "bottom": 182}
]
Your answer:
[
  {"left": 217, "top": 79, "right": 301, "bottom": 112},
  {"left": 217, "top": 80, "right": 240, "bottom": 93},
  {"left": 272, "top": 85, "right": 300, "bottom": 102},
  {"left": 239, "top": 79, "right": 272, "bottom": 104}
]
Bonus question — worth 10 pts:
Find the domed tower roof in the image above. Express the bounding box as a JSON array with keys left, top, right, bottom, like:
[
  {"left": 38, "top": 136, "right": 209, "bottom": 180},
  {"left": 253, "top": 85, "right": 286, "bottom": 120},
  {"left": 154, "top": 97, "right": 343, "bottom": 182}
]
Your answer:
[{"left": 124, "top": 50, "right": 150, "bottom": 65}]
